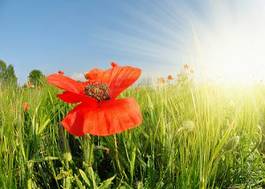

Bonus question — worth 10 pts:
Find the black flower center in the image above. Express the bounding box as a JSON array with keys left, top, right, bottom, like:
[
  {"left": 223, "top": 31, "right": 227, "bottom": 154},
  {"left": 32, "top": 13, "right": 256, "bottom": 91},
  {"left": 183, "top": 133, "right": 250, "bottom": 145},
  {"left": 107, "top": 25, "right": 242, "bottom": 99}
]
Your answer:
[{"left": 84, "top": 82, "right": 110, "bottom": 101}]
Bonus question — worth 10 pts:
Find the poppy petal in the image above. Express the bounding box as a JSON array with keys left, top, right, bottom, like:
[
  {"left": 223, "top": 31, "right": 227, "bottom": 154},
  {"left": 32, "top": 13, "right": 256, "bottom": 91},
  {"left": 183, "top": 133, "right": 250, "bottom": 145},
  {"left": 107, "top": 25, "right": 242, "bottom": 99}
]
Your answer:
[
  {"left": 61, "top": 98, "right": 142, "bottom": 136},
  {"left": 84, "top": 62, "right": 117, "bottom": 80},
  {"left": 107, "top": 65, "right": 141, "bottom": 98},
  {"left": 57, "top": 91, "right": 97, "bottom": 105},
  {"left": 84, "top": 68, "right": 104, "bottom": 80},
  {"left": 47, "top": 73, "right": 84, "bottom": 94},
  {"left": 57, "top": 92, "right": 80, "bottom": 103}
]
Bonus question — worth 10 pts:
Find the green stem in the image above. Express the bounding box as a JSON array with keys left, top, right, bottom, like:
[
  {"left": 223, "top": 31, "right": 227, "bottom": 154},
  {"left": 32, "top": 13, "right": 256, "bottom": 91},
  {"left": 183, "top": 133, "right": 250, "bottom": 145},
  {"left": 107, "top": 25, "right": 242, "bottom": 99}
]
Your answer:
[{"left": 114, "top": 135, "right": 123, "bottom": 176}]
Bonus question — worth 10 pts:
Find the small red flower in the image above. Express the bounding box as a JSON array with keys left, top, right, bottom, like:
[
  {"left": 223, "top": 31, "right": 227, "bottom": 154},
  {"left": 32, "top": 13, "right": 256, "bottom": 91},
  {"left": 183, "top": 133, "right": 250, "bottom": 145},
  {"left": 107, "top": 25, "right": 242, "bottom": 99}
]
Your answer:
[
  {"left": 47, "top": 62, "right": 142, "bottom": 136},
  {"left": 167, "top": 75, "right": 174, "bottom": 80},
  {"left": 23, "top": 102, "right": 30, "bottom": 112}
]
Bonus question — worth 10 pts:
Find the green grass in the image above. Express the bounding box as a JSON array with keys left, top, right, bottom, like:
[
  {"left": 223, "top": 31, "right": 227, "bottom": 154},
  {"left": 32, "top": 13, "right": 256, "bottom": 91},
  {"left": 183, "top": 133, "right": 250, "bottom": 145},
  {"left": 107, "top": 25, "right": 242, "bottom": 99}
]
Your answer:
[{"left": 0, "top": 80, "right": 265, "bottom": 189}]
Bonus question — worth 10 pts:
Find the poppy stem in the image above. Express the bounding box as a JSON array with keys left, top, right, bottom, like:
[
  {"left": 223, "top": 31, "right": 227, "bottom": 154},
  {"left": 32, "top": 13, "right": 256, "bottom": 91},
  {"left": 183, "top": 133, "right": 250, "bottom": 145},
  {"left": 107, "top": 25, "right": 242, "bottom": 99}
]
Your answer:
[
  {"left": 82, "top": 134, "right": 94, "bottom": 168},
  {"left": 113, "top": 135, "right": 123, "bottom": 176},
  {"left": 59, "top": 125, "right": 72, "bottom": 168}
]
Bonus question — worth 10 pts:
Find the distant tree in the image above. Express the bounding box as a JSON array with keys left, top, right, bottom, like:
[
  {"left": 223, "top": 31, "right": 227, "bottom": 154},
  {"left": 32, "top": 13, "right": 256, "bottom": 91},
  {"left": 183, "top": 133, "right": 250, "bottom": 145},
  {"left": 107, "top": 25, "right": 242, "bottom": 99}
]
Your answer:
[
  {"left": 0, "top": 59, "right": 7, "bottom": 79},
  {"left": 0, "top": 59, "right": 6, "bottom": 73},
  {"left": 28, "top": 69, "right": 45, "bottom": 86},
  {"left": 4, "top": 65, "right": 17, "bottom": 85},
  {"left": 0, "top": 59, "right": 17, "bottom": 86}
]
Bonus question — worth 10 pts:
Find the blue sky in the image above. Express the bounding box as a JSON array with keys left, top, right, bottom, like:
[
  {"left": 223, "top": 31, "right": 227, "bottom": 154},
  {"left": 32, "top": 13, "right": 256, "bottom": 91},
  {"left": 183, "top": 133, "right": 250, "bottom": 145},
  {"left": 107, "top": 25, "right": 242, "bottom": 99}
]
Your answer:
[
  {"left": 0, "top": 0, "right": 235, "bottom": 84},
  {"left": 0, "top": 0, "right": 205, "bottom": 83}
]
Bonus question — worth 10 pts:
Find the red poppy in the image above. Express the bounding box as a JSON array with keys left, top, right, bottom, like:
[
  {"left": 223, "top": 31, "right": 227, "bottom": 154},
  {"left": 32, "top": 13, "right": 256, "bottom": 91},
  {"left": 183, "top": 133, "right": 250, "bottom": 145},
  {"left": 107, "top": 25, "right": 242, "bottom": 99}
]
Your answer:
[
  {"left": 167, "top": 75, "right": 174, "bottom": 80},
  {"left": 47, "top": 62, "right": 142, "bottom": 136},
  {"left": 23, "top": 102, "right": 30, "bottom": 112}
]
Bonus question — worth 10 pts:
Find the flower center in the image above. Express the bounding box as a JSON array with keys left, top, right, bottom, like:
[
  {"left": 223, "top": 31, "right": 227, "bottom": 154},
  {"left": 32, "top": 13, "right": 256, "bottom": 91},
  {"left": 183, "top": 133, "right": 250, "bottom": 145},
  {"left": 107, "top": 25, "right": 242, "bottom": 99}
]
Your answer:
[{"left": 84, "top": 82, "right": 110, "bottom": 101}]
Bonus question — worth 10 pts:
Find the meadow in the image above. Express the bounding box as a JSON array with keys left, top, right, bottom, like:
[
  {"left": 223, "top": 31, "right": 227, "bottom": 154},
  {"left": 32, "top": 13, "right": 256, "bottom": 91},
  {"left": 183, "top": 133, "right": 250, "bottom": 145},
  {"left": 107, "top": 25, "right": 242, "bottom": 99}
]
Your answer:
[{"left": 0, "top": 75, "right": 265, "bottom": 189}]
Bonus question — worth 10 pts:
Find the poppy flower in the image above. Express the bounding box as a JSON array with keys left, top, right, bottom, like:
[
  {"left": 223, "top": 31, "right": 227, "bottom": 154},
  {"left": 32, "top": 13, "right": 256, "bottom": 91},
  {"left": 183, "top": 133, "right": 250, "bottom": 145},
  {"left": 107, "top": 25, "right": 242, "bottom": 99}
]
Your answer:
[
  {"left": 47, "top": 62, "right": 142, "bottom": 136},
  {"left": 167, "top": 75, "right": 174, "bottom": 80},
  {"left": 23, "top": 102, "right": 30, "bottom": 112}
]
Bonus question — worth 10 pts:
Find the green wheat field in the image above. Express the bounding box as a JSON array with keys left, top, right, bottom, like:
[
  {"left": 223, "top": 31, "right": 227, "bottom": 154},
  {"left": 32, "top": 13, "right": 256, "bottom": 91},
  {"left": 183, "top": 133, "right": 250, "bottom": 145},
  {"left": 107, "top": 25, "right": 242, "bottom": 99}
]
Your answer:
[{"left": 1, "top": 73, "right": 265, "bottom": 189}]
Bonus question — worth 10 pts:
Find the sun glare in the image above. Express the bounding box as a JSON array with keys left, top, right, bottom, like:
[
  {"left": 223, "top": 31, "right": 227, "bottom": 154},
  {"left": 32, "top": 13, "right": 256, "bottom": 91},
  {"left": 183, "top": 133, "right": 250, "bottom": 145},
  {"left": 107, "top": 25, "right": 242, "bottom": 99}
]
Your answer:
[{"left": 191, "top": 0, "right": 265, "bottom": 85}]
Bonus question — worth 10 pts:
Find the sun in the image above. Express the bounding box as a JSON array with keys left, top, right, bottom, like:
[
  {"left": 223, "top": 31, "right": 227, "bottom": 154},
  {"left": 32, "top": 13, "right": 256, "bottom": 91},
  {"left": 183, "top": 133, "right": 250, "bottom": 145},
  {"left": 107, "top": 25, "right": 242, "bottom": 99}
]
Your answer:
[{"left": 190, "top": 0, "right": 265, "bottom": 85}]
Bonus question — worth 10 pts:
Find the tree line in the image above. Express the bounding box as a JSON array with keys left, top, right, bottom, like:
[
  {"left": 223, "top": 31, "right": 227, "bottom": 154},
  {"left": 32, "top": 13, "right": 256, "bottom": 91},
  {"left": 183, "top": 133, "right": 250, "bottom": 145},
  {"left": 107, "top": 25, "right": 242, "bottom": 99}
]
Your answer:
[{"left": 0, "top": 59, "right": 45, "bottom": 87}]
